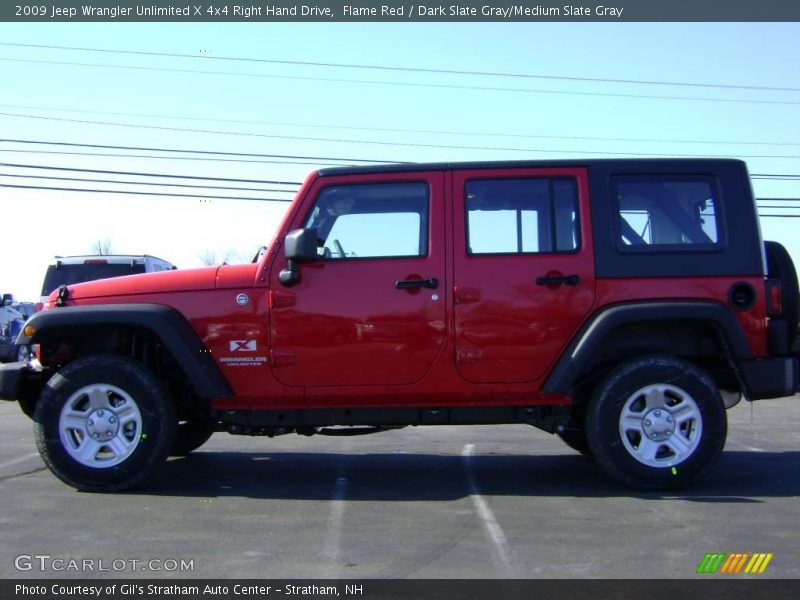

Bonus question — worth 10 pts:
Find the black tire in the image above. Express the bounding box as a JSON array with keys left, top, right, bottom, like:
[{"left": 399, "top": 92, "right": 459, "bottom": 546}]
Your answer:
[
  {"left": 765, "top": 241, "right": 799, "bottom": 349},
  {"left": 586, "top": 355, "right": 726, "bottom": 491},
  {"left": 170, "top": 419, "right": 217, "bottom": 456},
  {"left": 33, "top": 354, "right": 176, "bottom": 492}
]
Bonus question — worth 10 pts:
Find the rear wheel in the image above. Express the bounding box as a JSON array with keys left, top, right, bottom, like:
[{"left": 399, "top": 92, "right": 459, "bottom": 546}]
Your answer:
[
  {"left": 34, "top": 355, "right": 175, "bottom": 492},
  {"left": 586, "top": 355, "right": 726, "bottom": 490}
]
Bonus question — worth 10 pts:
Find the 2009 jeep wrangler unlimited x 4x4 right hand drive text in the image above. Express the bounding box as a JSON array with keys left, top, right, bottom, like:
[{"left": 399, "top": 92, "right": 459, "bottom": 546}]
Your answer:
[{"left": 1, "top": 159, "right": 797, "bottom": 492}]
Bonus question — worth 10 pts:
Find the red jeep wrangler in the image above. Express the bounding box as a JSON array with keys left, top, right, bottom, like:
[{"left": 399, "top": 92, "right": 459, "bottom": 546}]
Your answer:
[{"left": 1, "top": 159, "right": 797, "bottom": 492}]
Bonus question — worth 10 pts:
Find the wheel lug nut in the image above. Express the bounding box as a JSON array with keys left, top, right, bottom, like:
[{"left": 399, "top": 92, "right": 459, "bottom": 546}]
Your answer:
[
  {"left": 93, "top": 433, "right": 100, "bottom": 439},
  {"left": 109, "top": 417, "right": 116, "bottom": 424},
  {"left": 654, "top": 410, "right": 661, "bottom": 417},
  {"left": 644, "top": 419, "right": 652, "bottom": 427},
  {"left": 97, "top": 410, "right": 104, "bottom": 417},
  {"left": 88, "top": 419, "right": 94, "bottom": 426}
]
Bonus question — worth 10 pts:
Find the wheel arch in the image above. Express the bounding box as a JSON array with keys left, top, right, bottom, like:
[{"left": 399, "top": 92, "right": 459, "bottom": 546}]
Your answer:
[
  {"left": 542, "top": 301, "right": 752, "bottom": 400},
  {"left": 19, "top": 304, "right": 232, "bottom": 411}
]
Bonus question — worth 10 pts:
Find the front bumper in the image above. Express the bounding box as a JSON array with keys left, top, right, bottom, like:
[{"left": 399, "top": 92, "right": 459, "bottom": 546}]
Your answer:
[{"left": 0, "top": 361, "right": 37, "bottom": 402}]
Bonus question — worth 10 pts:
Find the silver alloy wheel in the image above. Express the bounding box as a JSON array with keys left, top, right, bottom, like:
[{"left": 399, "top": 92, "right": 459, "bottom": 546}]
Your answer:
[
  {"left": 618, "top": 383, "right": 703, "bottom": 467},
  {"left": 58, "top": 383, "right": 143, "bottom": 468}
]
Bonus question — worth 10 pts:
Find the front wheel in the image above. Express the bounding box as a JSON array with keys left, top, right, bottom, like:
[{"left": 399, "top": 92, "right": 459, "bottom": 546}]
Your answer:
[
  {"left": 170, "top": 419, "right": 217, "bottom": 456},
  {"left": 34, "top": 355, "right": 176, "bottom": 492},
  {"left": 586, "top": 356, "right": 726, "bottom": 491}
]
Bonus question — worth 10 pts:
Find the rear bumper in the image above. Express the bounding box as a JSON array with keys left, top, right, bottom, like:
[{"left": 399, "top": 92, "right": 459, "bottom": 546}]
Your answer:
[{"left": 740, "top": 357, "right": 799, "bottom": 400}]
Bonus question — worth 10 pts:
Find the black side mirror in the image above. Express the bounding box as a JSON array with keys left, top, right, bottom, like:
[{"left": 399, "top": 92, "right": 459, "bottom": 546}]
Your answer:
[
  {"left": 284, "top": 228, "right": 319, "bottom": 263},
  {"left": 280, "top": 228, "right": 318, "bottom": 287}
]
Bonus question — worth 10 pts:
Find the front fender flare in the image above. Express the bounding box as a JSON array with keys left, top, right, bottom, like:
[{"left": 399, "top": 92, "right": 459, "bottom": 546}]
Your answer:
[{"left": 18, "top": 304, "right": 233, "bottom": 400}]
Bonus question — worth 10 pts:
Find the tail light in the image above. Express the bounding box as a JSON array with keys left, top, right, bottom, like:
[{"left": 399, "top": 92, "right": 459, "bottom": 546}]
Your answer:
[{"left": 765, "top": 279, "right": 782, "bottom": 317}]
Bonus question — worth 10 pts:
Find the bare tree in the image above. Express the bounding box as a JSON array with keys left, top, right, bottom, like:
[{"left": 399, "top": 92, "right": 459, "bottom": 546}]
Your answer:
[
  {"left": 198, "top": 249, "right": 234, "bottom": 266},
  {"left": 91, "top": 237, "right": 113, "bottom": 255}
]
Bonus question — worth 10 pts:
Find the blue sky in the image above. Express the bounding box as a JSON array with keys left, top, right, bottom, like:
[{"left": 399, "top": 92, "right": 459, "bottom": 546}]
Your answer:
[{"left": 0, "top": 22, "right": 798, "bottom": 300}]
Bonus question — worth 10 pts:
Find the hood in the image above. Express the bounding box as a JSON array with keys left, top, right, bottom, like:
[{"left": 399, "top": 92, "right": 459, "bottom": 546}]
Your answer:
[
  {"left": 53, "top": 266, "right": 222, "bottom": 302},
  {"left": 50, "top": 263, "right": 261, "bottom": 303}
]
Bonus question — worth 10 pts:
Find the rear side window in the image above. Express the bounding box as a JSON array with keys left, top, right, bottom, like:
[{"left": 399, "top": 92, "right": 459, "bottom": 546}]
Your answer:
[
  {"left": 613, "top": 176, "right": 722, "bottom": 250},
  {"left": 303, "top": 182, "right": 429, "bottom": 259},
  {"left": 465, "top": 178, "right": 579, "bottom": 255},
  {"left": 41, "top": 264, "right": 146, "bottom": 296}
]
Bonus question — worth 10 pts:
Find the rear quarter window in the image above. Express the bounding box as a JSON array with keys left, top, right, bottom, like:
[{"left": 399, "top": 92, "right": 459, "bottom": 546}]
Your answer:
[{"left": 612, "top": 176, "right": 722, "bottom": 252}]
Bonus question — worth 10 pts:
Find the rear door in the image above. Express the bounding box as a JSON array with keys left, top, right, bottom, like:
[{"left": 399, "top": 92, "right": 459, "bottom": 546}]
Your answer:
[{"left": 452, "top": 167, "right": 595, "bottom": 383}]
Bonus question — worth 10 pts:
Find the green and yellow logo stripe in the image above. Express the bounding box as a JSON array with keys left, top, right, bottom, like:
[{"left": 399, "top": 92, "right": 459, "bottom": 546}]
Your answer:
[{"left": 697, "top": 552, "right": 773, "bottom": 574}]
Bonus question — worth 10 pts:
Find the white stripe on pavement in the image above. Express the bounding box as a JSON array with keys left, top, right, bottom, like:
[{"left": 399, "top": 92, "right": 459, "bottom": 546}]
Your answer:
[
  {"left": 321, "top": 474, "right": 348, "bottom": 577},
  {"left": 462, "top": 444, "right": 515, "bottom": 576}
]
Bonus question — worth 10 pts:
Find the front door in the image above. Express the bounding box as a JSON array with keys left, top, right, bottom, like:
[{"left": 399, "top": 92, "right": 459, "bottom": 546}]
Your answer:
[
  {"left": 269, "top": 172, "right": 447, "bottom": 387},
  {"left": 452, "top": 167, "right": 596, "bottom": 384}
]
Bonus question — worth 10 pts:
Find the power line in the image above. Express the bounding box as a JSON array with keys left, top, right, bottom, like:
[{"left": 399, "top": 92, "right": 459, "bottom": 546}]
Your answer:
[
  {"left": 3, "top": 181, "right": 798, "bottom": 213},
  {"left": 0, "top": 147, "right": 363, "bottom": 167},
  {"left": 2, "top": 56, "right": 798, "bottom": 107},
  {"left": 0, "top": 137, "right": 397, "bottom": 164},
  {"left": 0, "top": 172, "right": 298, "bottom": 194},
  {"left": 2, "top": 103, "right": 797, "bottom": 148},
  {"left": 756, "top": 198, "right": 800, "bottom": 202},
  {"left": 1, "top": 169, "right": 796, "bottom": 207},
  {"left": 0, "top": 163, "right": 800, "bottom": 190},
  {"left": 5, "top": 111, "right": 800, "bottom": 160},
  {"left": 0, "top": 161, "right": 302, "bottom": 186},
  {"left": 2, "top": 41, "right": 797, "bottom": 93},
  {"left": 0, "top": 182, "right": 293, "bottom": 202}
]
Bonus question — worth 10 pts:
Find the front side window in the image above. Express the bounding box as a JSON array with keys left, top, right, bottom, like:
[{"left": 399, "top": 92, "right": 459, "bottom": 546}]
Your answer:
[
  {"left": 466, "top": 178, "right": 579, "bottom": 255},
  {"left": 614, "top": 176, "right": 721, "bottom": 250},
  {"left": 304, "top": 182, "right": 429, "bottom": 259}
]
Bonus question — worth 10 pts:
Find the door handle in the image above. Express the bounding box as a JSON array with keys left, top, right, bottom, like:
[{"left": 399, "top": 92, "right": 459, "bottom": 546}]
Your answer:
[
  {"left": 536, "top": 274, "right": 580, "bottom": 286},
  {"left": 395, "top": 278, "right": 439, "bottom": 290}
]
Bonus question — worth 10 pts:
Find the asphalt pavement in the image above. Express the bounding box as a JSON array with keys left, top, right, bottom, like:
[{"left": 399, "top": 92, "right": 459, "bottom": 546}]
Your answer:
[{"left": 0, "top": 397, "right": 798, "bottom": 579}]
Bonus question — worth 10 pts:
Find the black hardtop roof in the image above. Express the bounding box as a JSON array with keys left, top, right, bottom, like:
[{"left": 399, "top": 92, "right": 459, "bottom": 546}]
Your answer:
[{"left": 317, "top": 158, "right": 747, "bottom": 178}]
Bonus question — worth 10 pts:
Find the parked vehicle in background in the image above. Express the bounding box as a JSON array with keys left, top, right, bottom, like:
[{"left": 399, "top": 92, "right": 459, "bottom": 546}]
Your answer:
[
  {"left": 1, "top": 159, "right": 798, "bottom": 493},
  {"left": 11, "top": 302, "right": 35, "bottom": 321},
  {"left": 0, "top": 294, "right": 25, "bottom": 363},
  {"left": 36, "top": 255, "right": 176, "bottom": 311}
]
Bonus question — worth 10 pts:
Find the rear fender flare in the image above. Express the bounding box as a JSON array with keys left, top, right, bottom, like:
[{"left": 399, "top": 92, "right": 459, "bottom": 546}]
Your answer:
[{"left": 542, "top": 301, "right": 752, "bottom": 395}]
